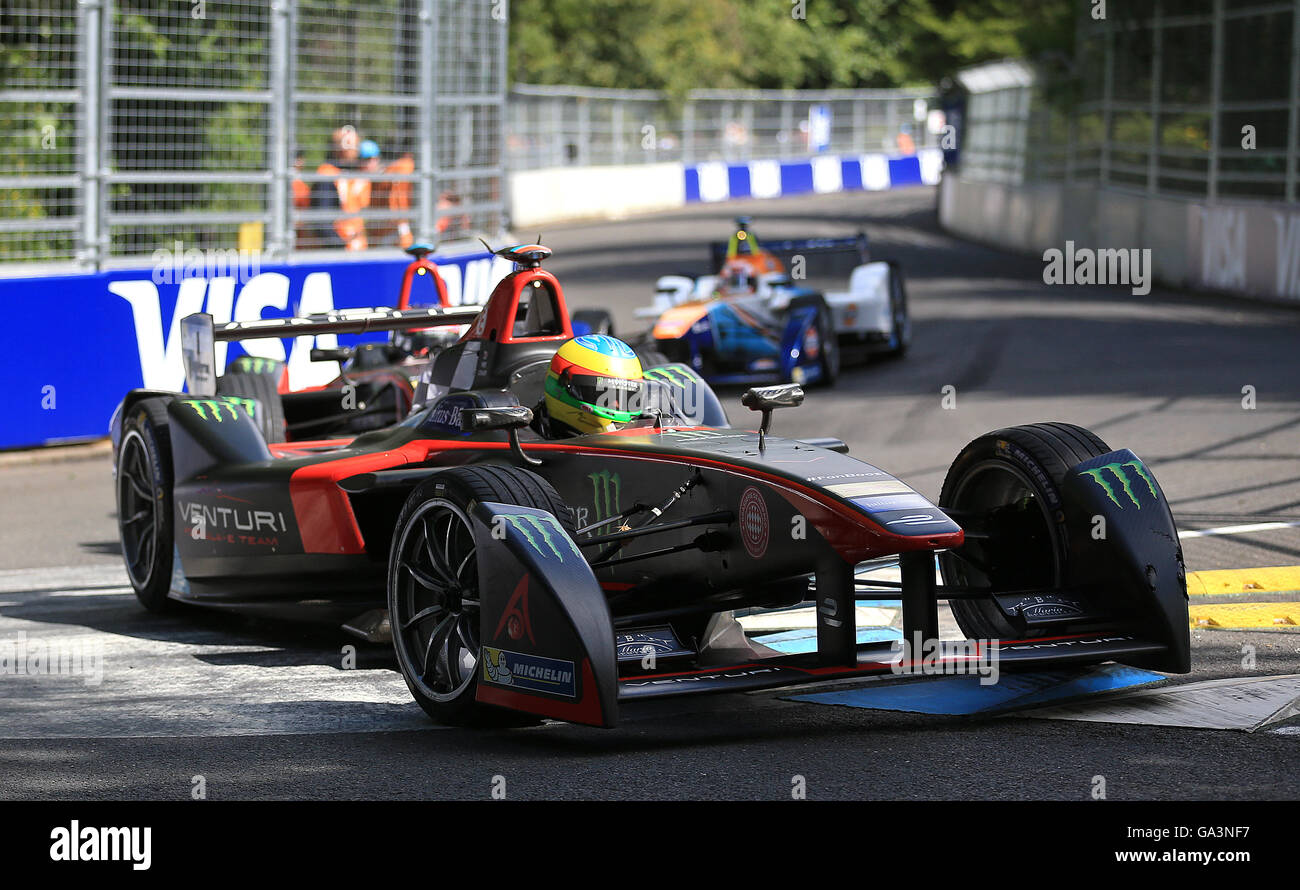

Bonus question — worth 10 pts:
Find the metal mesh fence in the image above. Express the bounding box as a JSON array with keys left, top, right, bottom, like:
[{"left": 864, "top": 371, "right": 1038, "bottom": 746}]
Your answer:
[
  {"left": 958, "top": 0, "right": 1299, "bottom": 204},
  {"left": 5, "top": 0, "right": 937, "bottom": 272},
  {"left": 1, "top": 0, "right": 509, "bottom": 270},
  {"left": 0, "top": 0, "right": 81, "bottom": 263},
  {"left": 507, "top": 85, "right": 939, "bottom": 170}
]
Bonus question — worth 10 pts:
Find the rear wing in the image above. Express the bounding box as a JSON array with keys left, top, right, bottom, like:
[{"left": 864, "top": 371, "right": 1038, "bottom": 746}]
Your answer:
[
  {"left": 708, "top": 233, "right": 870, "bottom": 273},
  {"left": 179, "top": 305, "right": 482, "bottom": 396}
]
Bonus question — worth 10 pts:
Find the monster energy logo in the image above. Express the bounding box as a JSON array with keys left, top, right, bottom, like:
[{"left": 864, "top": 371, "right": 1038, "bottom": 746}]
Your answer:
[
  {"left": 644, "top": 366, "right": 693, "bottom": 386},
  {"left": 643, "top": 366, "right": 702, "bottom": 416},
  {"left": 588, "top": 470, "right": 622, "bottom": 535},
  {"left": 1080, "top": 460, "right": 1158, "bottom": 509},
  {"left": 181, "top": 397, "right": 257, "bottom": 422},
  {"left": 229, "top": 357, "right": 277, "bottom": 374},
  {"left": 500, "top": 513, "right": 579, "bottom": 562}
]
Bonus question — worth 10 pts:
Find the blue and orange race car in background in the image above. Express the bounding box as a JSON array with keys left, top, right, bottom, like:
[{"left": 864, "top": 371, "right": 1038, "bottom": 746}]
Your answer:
[{"left": 637, "top": 218, "right": 910, "bottom": 386}]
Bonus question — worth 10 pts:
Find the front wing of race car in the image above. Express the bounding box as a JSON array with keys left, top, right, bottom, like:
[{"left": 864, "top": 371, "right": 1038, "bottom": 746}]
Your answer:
[{"left": 468, "top": 445, "right": 1189, "bottom": 728}]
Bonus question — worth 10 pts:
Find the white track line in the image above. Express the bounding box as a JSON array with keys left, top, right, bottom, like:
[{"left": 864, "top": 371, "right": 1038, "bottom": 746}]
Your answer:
[
  {"left": 1178, "top": 520, "right": 1300, "bottom": 540},
  {"left": 0, "top": 564, "right": 442, "bottom": 738}
]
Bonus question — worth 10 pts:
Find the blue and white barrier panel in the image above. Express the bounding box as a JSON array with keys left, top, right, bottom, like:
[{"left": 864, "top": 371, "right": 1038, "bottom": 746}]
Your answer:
[
  {"left": 684, "top": 149, "right": 942, "bottom": 203},
  {"left": 0, "top": 249, "right": 512, "bottom": 449}
]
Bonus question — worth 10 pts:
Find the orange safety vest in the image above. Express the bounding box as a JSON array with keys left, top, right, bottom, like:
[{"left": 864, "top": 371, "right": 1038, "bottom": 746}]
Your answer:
[
  {"left": 386, "top": 155, "right": 414, "bottom": 248},
  {"left": 317, "top": 162, "right": 371, "bottom": 250}
]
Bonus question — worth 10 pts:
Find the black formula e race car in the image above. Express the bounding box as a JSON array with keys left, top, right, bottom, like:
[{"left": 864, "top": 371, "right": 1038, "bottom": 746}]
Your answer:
[{"left": 111, "top": 244, "right": 1190, "bottom": 728}]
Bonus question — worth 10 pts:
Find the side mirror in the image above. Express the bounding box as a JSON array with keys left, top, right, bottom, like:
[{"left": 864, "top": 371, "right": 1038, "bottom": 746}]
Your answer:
[
  {"left": 460, "top": 406, "right": 533, "bottom": 432},
  {"left": 461, "top": 406, "right": 540, "bottom": 466},
  {"left": 741, "top": 384, "right": 804, "bottom": 450},
  {"left": 310, "top": 346, "right": 354, "bottom": 363}
]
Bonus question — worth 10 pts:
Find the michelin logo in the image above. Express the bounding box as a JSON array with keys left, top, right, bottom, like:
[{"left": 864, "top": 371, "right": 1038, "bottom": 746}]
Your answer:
[
  {"left": 482, "top": 647, "right": 576, "bottom": 697},
  {"left": 483, "top": 646, "right": 514, "bottom": 685}
]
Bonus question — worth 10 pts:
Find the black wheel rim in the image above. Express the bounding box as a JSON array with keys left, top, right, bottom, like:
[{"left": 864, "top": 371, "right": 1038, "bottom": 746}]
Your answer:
[
  {"left": 391, "top": 498, "right": 480, "bottom": 703},
  {"left": 118, "top": 430, "right": 159, "bottom": 588},
  {"left": 945, "top": 461, "right": 1060, "bottom": 592}
]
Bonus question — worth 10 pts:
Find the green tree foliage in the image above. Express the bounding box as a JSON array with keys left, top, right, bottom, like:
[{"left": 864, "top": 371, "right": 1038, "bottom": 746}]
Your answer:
[{"left": 509, "top": 0, "right": 1075, "bottom": 96}]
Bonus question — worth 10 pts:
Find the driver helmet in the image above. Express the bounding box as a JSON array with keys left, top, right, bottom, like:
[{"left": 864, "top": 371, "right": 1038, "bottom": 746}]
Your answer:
[
  {"left": 719, "top": 257, "right": 762, "bottom": 293},
  {"left": 544, "top": 335, "right": 644, "bottom": 435}
]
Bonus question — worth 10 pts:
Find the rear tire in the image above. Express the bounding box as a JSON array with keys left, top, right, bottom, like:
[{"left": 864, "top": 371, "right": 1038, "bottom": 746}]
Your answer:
[
  {"left": 388, "top": 465, "right": 575, "bottom": 726},
  {"left": 938, "top": 422, "right": 1111, "bottom": 639},
  {"left": 633, "top": 345, "right": 671, "bottom": 371},
  {"left": 217, "top": 370, "right": 287, "bottom": 443},
  {"left": 116, "top": 398, "right": 176, "bottom": 613},
  {"left": 883, "top": 261, "right": 911, "bottom": 358},
  {"left": 813, "top": 301, "right": 840, "bottom": 385},
  {"left": 571, "top": 308, "right": 615, "bottom": 338}
]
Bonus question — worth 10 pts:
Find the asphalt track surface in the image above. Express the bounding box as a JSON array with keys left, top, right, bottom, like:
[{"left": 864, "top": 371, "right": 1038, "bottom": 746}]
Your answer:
[{"left": 1, "top": 187, "right": 1298, "bottom": 800}]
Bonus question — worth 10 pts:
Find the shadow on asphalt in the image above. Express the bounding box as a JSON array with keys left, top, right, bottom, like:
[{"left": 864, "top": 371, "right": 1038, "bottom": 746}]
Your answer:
[{"left": 0, "top": 588, "right": 394, "bottom": 672}]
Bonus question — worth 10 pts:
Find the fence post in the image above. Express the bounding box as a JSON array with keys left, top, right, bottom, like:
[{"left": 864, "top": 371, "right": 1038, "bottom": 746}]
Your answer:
[
  {"left": 721, "top": 100, "right": 733, "bottom": 161},
  {"left": 1288, "top": 0, "right": 1299, "bottom": 203},
  {"left": 79, "top": 0, "right": 104, "bottom": 271},
  {"left": 683, "top": 99, "right": 694, "bottom": 164},
  {"left": 780, "top": 100, "right": 792, "bottom": 159},
  {"left": 612, "top": 100, "right": 624, "bottom": 165},
  {"left": 268, "top": 0, "right": 291, "bottom": 258},
  {"left": 852, "top": 98, "right": 865, "bottom": 154},
  {"left": 740, "top": 98, "right": 753, "bottom": 162},
  {"left": 1207, "top": 0, "right": 1224, "bottom": 202},
  {"left": 1100, "top": 18, "right": 1114, "bottom": 187},
  {"left": 1066, "top": 112, "right": 1077, "bottom": 185},
  {"left": 577, "top": 97, "right": 590, "bottom": 166},
  {"left": 418, "top": 0, "right": 437, "bottom": 245},
  {"left": 497, "top": 5, "right": 509, "bottom": 235},
  {"left": 1148, "top": 1, "right": 1162, "bottom": 196},
  {"left": 552, "top": 97, "right": 563, "bottom": 166}
]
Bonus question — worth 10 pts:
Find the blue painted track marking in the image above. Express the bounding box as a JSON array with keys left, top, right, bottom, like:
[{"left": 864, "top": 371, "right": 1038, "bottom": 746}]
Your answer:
[{"left": 786, "top": 664, "right": 1166, "bottom": 715}]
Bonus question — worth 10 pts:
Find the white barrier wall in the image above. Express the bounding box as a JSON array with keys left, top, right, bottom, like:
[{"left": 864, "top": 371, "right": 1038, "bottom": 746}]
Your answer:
[
  {"left": 509, "top": 162, "right": 687, "bottom": 228},
  {"left": 939, "top": 173, "right": 1300, "bottom": 303},
  {"left": 509, "top": 149, "right": 943, "bottom": 228}
]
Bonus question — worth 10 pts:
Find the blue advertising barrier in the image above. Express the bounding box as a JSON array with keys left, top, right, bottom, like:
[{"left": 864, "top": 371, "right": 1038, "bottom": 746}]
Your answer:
[
  {"left": 0, "top": 248, "right": 512, "bottom": 449},
  {"left": 684, "top": 149, "right": 942, "bottom": 203}
]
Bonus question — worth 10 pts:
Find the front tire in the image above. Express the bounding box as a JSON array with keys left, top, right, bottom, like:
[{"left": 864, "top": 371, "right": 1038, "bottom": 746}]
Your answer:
[
  {"left": 938, "top": 422, "right": 1111, "bottom": 639},
  {"left": 788, "top": 295, "right": 838, "bottom": 386},
  {"left": 387, "top": 465, "right": 575, "bottom": 726},
  {"left": 116, "top": 398, "right": 176, "bottom": 613}
]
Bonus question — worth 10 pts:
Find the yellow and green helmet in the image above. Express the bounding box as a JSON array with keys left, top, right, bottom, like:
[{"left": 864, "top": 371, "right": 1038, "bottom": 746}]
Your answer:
[{"left": 544, "top": 335, "right": 645, "bottom": 435}]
